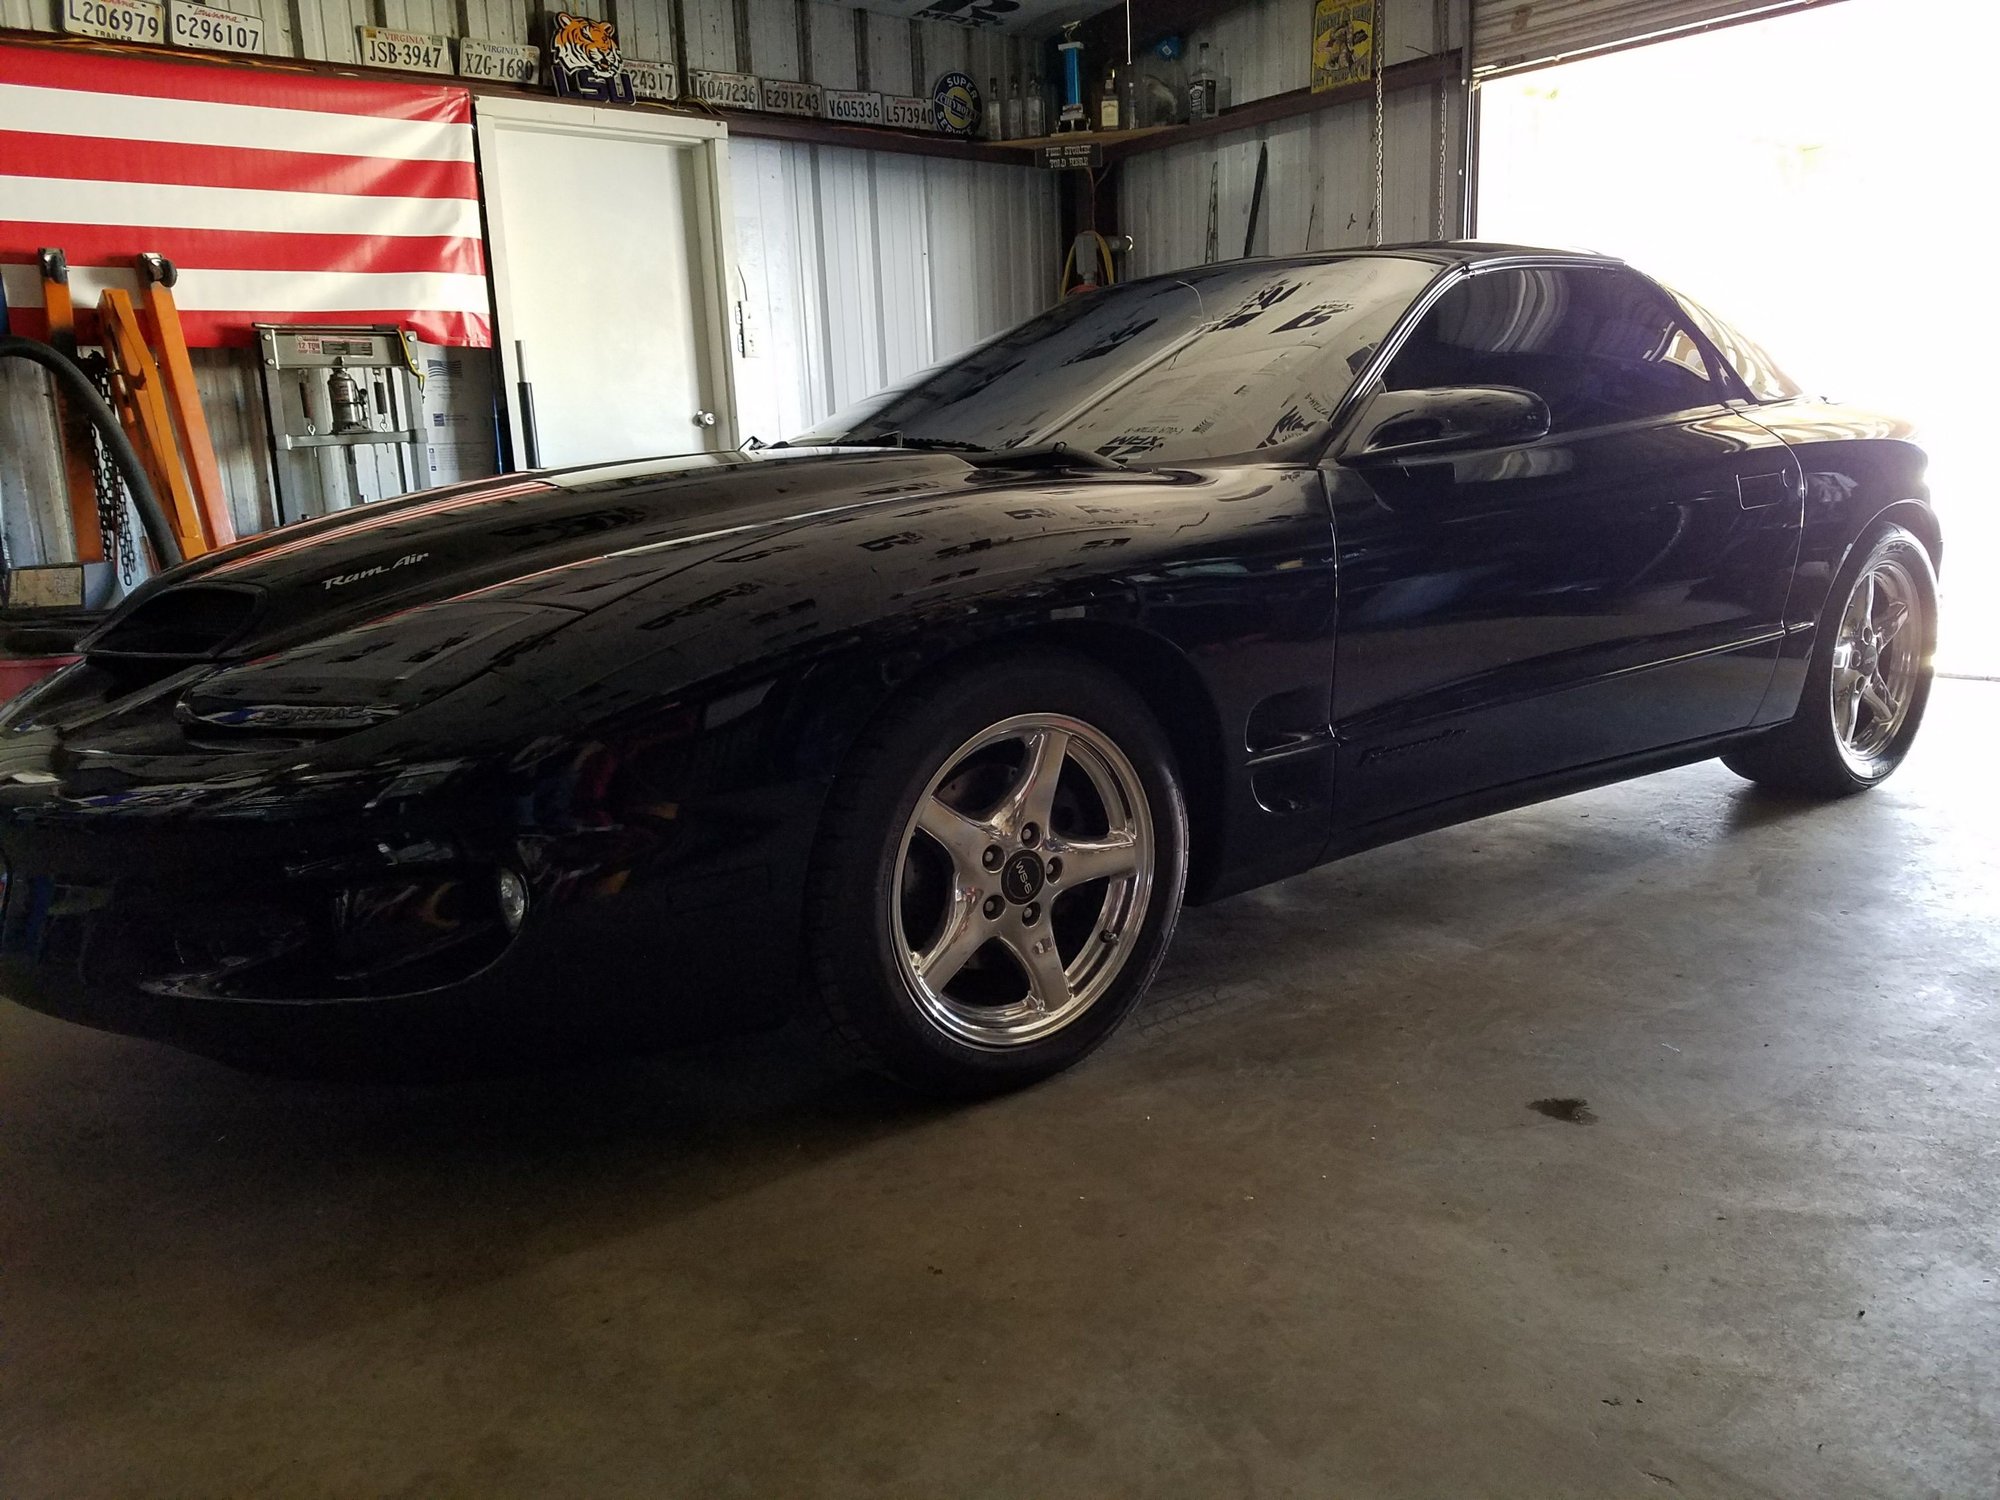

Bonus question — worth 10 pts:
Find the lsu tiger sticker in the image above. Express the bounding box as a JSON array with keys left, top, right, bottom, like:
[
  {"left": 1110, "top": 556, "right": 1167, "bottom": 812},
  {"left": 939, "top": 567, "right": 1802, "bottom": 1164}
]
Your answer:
[{"left": 548, "top": 11, "right": 634, "bottom": 104}]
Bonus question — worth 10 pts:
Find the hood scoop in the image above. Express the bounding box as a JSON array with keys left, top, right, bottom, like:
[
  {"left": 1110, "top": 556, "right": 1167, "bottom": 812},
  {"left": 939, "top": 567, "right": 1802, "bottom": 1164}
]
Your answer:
[{"left": 83, "top": 583, "right": 264, "bottom": 661}]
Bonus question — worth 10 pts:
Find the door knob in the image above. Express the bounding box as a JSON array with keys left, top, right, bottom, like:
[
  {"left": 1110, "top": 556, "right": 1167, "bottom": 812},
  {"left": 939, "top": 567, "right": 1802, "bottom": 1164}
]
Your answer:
[{"left": 694, "top": 411, "right": 717, "bottom": 427}]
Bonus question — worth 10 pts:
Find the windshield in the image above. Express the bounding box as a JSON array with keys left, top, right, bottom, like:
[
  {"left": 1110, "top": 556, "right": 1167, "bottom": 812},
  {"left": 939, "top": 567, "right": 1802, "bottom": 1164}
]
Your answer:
[
  {"left": 787, "top": 255, "right": 1441, "bottom": 464},
  {"left": 1669, "top": 288, "right": 1802, "bottom": 402}
]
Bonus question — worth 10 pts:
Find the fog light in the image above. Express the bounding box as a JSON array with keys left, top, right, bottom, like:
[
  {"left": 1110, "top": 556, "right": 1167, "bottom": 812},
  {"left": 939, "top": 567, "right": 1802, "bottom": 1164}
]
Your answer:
[{"left": 496, "top": 868, "right": 528, "bottom": 933}]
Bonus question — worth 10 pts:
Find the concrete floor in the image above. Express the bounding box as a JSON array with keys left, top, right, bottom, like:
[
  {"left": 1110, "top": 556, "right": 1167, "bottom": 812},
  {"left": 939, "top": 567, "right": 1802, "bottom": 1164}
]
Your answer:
[{"left": 4, "top": 683, "right": 1996, "bottom": 1500}]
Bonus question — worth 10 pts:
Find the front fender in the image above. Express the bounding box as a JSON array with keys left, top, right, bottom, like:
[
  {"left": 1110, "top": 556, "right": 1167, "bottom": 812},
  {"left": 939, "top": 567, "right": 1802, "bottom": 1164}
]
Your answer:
[{"left": 502, "top": 462, "right": 1340, "bottom": 904}]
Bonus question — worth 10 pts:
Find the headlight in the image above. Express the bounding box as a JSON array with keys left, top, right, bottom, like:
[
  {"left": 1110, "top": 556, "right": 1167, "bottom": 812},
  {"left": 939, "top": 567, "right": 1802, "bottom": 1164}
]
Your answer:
[{"left": 496, "top": 867, "right": 529, "bottom": 932}]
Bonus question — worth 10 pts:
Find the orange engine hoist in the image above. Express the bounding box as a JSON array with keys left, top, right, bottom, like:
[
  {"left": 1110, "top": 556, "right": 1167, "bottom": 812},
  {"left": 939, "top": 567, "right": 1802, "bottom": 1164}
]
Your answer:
[
  {"left": 0, "top": 248, "right": 231, "bottom": 697},
  {"left": 11, "top": 249, "right": 232, "bottom": 570},
  {"left": 90, "top": 251, "right": 236, "bottom": 562}
]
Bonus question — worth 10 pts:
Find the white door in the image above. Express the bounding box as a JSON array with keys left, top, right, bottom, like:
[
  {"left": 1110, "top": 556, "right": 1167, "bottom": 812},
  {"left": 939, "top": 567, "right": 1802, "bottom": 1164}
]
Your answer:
[{"left": 476, "top": 99, "right": 737, "bottom": 468}]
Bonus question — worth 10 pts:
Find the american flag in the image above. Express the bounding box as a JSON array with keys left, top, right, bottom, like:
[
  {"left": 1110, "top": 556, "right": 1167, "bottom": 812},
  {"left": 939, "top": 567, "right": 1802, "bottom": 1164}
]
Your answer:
[{"left": 0, "top": 42, "right": 490, "bottom": 348}]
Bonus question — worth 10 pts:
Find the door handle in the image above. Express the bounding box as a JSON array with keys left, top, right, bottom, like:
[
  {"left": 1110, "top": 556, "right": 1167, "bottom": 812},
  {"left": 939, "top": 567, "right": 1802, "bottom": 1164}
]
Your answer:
[{"left": 694, "top": 411, "right": 717, "bottom": 428}]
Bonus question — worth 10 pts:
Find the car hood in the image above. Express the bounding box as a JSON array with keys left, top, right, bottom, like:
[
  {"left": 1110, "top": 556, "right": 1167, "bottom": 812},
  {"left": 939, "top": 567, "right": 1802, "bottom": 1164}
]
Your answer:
[{"left": 85, "top": 448, "right": 981, "bottom": 666}]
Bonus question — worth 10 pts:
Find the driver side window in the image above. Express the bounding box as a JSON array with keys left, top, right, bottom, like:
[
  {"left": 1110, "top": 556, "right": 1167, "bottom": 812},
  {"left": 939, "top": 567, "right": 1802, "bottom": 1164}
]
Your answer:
[{"left": 1383, "top": 266, "right": 1724, "bottom": 433}]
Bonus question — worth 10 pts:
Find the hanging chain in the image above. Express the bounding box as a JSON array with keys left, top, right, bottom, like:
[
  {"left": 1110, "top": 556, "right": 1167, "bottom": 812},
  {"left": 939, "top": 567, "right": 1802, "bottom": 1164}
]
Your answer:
[
  {"left": 1371, "top": 0, "right": 1385, "bottom": 245},
  {"left": 1434, "top": 0, "right": 1451, "bottom": 238},
  {"left": 85, "top": 353, "right": 137, "bottom": 587},
  {"left": 1436, "top": 79, "right": 1449, "bottom": 237}
]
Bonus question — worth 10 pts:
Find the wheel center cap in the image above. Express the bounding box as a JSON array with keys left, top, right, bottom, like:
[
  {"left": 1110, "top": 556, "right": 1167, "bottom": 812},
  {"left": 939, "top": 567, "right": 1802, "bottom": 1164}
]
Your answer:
[{"left": 1000, "top": 850, "right": 1045, "bottom": 904}]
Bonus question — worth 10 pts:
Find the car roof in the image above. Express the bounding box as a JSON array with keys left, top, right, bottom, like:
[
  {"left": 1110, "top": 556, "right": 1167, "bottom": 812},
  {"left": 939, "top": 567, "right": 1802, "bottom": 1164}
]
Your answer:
[
  {"left": 1118, "top": 242, "right": 1627, "bottom": 288},
  {"left": 1386, "top": 239, "right": 1624, "bottom": 264}
]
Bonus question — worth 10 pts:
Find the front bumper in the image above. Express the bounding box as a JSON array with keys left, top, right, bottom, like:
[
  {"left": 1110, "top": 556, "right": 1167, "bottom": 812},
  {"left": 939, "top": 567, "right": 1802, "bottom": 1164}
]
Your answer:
[{"left": 0, "top": 797, "right": 804, "bottom": 1073}]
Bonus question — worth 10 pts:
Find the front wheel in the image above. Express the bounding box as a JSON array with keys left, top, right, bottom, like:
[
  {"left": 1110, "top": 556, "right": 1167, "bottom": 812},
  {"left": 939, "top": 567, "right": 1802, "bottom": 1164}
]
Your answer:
[
  {"left": 1724, "top": 521, "right": 1937, "bottom": 796},
  {"left": 806, "top": 654, "right": 1188, "bottom": 1096}
]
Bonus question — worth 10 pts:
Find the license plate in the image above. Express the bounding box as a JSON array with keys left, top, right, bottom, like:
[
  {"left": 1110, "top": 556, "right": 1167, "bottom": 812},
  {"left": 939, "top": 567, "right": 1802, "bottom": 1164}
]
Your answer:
[
  {"left": 356, "top": 25, "right": 452, "bottom": 75},
  {"left": 170, "top": 1, "right": 262, "bottom": 53},
  {"left": 457, "top": 37, "right": 539, "bottom": 84},
  {"left": 60, "top": 0, "right": 164, "bottom": 43}
]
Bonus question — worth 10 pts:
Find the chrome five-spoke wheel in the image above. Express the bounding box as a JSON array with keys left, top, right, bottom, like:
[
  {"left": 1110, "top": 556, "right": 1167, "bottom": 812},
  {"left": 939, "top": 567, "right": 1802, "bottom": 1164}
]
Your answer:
[
  {"left": 893, "top": 714, "right": 1155, "bottom": 1048},
  {"left": 1722, "top": 521, "right": 1936, "bottom": 797},
  {"left": 1830, "top": 555, "right": 1923, "bottom": 772},
  {"left": 809, "top": 652, "right": 1186, "bottom": 1093}
]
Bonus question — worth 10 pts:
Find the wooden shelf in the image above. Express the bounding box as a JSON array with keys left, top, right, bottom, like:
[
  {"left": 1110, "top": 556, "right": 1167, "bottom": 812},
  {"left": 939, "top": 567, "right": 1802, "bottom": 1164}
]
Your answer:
[
  {"left": 720, "top": 107, "right": 1024, "bottom": 163},
  {"left": 998, "top": 126, "right": 1173, "bottom": 152},
  {"left": 1104, "top": 53, "right": 1462, "bottom": 161}
]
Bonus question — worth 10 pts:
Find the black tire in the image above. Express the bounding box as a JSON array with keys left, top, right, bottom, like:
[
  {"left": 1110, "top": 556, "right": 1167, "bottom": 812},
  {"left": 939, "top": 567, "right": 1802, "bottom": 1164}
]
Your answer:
[
  {"left": 1723, "top": 521, "right": 1937, "bottom": 796},
  {"left": 806, "top": 652, "right": 1188, "bottom": 1096}
]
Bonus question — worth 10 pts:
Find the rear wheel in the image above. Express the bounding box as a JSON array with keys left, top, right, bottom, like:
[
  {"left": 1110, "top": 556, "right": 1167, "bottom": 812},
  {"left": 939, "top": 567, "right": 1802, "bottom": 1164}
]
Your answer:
[
  {"left": 1724, "top": 522, "right": 1936, "bottom": 796},
  {"left": 807, "top": 654, "right": 1188, "bottom": 1095}
]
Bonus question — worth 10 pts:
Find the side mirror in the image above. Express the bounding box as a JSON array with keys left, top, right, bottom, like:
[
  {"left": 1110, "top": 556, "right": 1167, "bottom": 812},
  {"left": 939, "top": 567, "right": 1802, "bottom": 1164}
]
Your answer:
[{"left": 1342, "top": 385, "right": 1552, "bottom": 464}]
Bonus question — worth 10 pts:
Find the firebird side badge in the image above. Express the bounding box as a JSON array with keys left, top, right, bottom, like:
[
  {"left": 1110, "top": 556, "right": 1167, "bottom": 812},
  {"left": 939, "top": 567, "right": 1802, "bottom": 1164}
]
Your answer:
[{"left": 1358, "top": 727, "right": 1467, "bottom": 766}]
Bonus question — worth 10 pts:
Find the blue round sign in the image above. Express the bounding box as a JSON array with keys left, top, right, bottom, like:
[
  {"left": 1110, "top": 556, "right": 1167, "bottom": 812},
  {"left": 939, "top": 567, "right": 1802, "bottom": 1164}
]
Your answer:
[{"left": 932, "top": 71, "right": 980, "bottom": 136}]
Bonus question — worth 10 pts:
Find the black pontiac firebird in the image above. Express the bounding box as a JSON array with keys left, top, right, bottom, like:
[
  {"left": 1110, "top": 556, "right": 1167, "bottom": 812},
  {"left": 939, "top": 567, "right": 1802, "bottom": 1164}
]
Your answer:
[{"left": 0, "top": 244, "right": 1940, "bottom": 1092}]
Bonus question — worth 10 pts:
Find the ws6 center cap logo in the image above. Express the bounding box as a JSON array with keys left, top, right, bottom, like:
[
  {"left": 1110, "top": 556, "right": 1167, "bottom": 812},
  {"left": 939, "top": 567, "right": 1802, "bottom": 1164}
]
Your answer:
[
  {"left": 931, "top": 71, "right": 980, "bottom": 136},
  {"left": 1000, "top": 850, "right": 1045, "bottom": 905}
]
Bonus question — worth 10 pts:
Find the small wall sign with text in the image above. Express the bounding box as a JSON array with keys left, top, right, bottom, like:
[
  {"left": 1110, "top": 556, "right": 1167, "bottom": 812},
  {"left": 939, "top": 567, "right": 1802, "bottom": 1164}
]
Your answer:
[
  {"left": 687, "top": 69, "right": 760, "bottom": 109},
  {"left": 623, "top": 58, "right": 677, "bottom": 101},
  {"left": 547, "top": 12, "right": 634, "bottom": 103},
  {"left": 60, "top": 0, "right": 163, "bottom": 44},
  {"left": 7, "top": 565, "right": 84, "bottom": 611},
  {"left": 457, "top": 36, "right": 539, "bottom": 84},
  {"left": 1040, "top": 141, "right": 1102, "bottom": 170},
  {"left": 823, "top": 89, "right": 884, "bottom": 126},
  {"left": 761, "top": 78, "right": 822, "bottom": 116},
  {"left": 884, "top": 95, "right": 933, "bottom": 130},
  {"left": 170, "top": 1, "right": 261, "bottom": 52},
  {"left": 357, "top": 26, "right": 452, "bottom": 74},
  {"left": 1311, "top": 0, "right": 1374, "bottom": 92}
]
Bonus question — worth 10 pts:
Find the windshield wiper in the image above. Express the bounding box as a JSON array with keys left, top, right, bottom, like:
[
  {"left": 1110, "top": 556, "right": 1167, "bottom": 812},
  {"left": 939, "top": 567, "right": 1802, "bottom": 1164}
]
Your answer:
[
  {"left": 766, "top": 434, "right": 1126, "bottom": 470},
  {"left": 973, "top": 441, "right": 1127, "bottom": 471},
  {"left": 764, "top": 432, "right": 982, "bottom": 453},
  {"left": 868, "top": 432, "right": 988, "bottom": 452}
]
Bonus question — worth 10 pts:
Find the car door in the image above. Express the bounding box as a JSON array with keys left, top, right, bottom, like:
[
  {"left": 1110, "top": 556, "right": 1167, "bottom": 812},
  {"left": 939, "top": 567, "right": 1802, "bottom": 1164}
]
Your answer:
[{"left": 1325, "top": 263, "right": 1804, "bottom": 827}]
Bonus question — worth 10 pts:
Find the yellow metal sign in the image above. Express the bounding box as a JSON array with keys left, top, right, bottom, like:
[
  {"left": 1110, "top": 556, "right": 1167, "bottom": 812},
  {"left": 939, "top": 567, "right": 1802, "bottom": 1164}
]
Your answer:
[{"left": 1312, "top": 0, "right": 1375, "bottom": 93}]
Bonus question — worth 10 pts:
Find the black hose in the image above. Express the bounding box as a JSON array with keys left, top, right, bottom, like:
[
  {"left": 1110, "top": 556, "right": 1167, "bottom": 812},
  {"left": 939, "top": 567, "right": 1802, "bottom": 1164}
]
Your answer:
[{"left": 0, "top": 334, "right": 182, "bottom": 570}]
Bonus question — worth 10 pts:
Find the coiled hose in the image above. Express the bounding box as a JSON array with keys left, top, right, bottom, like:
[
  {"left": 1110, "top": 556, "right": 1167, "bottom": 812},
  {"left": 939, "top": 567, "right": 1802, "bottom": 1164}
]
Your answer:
[{"left": 0, "top": 334, "right": 182, "bottom": 570}]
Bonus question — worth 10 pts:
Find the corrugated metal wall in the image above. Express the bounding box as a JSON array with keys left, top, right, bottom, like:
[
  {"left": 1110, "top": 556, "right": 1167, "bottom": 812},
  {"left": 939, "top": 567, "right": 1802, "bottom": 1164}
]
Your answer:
[
  {"left": 0, "top": 0, "right": 1057, "bottom": 564},
  {"left": 0, "top": 362, "right": 69, "bottom": 575},
  {"left": 1471, "top": 0, "right": 1831, "bottom": 74},
  {"left": 1118, "top": 0, "right": 1467, "bottom": 277},
  {"left": 732, "top": 138, "right": 1058, "bottom": 442}
]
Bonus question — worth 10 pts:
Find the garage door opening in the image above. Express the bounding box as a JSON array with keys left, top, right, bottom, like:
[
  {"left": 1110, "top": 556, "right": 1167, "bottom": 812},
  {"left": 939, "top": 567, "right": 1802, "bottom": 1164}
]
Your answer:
[{"left": 1475, "top": 0, "right": 1995, "bottom": 676}]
